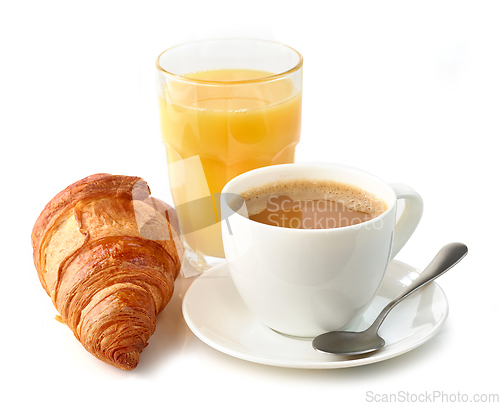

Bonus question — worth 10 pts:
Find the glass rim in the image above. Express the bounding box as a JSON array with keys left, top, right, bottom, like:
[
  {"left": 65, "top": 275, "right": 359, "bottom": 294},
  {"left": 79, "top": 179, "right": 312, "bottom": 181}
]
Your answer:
[{"left": 156, "top": 38, "right": 303, "bottom": 85}]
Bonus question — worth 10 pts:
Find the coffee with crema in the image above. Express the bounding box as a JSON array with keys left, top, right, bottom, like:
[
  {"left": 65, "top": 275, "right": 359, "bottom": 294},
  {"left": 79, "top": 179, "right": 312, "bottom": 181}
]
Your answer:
[{"left": 235, "top": 179, "right": 387, "bottom": 229}]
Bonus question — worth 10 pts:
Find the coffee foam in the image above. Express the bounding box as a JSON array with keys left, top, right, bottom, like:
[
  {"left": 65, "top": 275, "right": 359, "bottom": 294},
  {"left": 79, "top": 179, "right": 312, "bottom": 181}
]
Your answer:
[{"left": 235, "top": 178, "right": 387, "bottom": 217}]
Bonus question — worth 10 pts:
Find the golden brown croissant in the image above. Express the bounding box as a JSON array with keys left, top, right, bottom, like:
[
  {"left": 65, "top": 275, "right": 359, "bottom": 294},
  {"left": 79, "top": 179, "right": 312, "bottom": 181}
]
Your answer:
[{"left": 31, "top": 173, "right": 183, "bottom": 370}]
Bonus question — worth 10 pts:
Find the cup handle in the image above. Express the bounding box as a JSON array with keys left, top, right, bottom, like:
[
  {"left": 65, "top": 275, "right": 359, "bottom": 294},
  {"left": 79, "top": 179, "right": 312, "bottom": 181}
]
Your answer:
[{"left": 389, "top": 183, "right": 424, "bottom": 260}]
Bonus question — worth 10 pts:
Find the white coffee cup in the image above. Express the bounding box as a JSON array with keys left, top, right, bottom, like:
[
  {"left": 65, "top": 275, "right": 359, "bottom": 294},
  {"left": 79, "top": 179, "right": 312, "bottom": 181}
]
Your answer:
[{"left": 220, "top": 163, "right": 423, "bottom": 338}]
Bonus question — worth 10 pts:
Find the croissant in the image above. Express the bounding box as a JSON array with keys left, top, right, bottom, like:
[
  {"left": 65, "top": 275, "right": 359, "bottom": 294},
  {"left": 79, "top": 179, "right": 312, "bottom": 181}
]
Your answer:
[{"left": 31, "top": 173, "right": 183, "bottom": 370}]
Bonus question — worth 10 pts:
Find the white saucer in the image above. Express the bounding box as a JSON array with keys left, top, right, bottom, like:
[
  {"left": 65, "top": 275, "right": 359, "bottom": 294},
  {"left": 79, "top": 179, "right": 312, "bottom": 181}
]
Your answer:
[{"left": 182, "top": 260, "right": 448, "bottom": 369}]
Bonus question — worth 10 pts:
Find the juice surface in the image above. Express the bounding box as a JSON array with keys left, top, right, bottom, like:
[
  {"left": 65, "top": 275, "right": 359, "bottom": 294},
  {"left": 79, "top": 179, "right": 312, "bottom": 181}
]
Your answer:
[{"left": 159, "top": 68, "right": 302, "bottom": 257}]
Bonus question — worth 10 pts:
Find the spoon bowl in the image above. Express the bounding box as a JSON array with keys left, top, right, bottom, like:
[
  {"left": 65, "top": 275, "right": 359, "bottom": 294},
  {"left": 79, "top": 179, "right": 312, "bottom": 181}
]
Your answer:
[
  {"left": 313, "top": 330, "right": 386, "bottom": 356},
  {"left": 312, "top": 242, "right": 468, "bottom": 356}
]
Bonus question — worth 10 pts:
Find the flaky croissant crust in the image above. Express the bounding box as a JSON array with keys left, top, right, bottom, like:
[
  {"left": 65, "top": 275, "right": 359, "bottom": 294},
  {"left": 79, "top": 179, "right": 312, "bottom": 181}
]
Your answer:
[{"left": 32, "top": 173, "right": 182, "bottom": 370}]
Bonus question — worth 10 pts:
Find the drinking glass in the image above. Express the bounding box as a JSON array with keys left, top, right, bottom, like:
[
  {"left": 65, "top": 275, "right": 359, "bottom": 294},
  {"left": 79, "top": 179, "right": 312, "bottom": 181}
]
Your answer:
[{"left": 156, "top": 38, "right": 303, "bottom": 271}]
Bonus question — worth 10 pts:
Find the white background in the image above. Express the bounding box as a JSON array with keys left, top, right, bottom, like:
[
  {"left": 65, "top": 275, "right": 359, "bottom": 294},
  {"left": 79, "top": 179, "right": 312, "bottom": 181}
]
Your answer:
[{"left": 2, "top": 0, "right": 499, "bottom": 405}]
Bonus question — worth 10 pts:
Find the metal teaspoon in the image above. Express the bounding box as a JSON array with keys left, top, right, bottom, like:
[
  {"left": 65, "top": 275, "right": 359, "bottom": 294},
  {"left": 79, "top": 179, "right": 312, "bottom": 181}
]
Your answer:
[{"left": 312, "top": 242, "right": 468, "bottom": 356}]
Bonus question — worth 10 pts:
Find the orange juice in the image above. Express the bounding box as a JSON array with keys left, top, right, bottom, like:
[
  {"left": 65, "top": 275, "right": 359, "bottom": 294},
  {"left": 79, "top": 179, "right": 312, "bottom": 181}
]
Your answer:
[{"left": 158, "top": 69, "right": 302, "bottom": 258}]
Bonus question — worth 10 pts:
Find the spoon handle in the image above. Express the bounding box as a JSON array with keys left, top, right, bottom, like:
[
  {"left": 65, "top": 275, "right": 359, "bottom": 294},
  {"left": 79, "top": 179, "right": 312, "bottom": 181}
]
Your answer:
[{"left": 369, "top": 242, "right": 468, "bottom": 333}]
